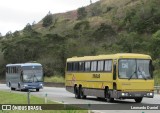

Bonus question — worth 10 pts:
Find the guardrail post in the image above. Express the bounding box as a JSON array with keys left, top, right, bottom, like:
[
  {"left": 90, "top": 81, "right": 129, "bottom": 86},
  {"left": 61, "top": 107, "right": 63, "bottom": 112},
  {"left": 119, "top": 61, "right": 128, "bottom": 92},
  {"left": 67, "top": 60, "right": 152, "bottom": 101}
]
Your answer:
[
  {"left": 27, "top": 90, "right": 30, "bottom": 104},
  {"left": 157, "top": 89, "right": 159, "bottom": 94},
  {"left": 88, "top": 103, "right": 91, "bottom": 113},
  {"left": 45, "top": 93, "right": 47, "bottom": 104},
  {"left": 62, "top": 101, "right": 66, "bottom": 109}
]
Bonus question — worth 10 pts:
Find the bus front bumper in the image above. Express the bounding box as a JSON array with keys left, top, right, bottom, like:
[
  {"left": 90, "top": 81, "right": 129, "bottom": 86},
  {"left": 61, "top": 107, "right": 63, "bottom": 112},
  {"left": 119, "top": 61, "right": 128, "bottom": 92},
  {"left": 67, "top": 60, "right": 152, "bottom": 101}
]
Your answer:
[
  {"left": 22, "top": 83, "right": 43, "bottom": 89},
  {"left": 111, "top": 90, "right": 154, "bottom": 99}
]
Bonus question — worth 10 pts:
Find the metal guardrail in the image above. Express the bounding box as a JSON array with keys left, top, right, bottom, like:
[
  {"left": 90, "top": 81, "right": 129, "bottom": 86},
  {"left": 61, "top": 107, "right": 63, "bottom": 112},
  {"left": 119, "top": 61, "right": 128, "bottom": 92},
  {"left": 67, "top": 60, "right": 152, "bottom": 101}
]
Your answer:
[{"left": 0, "top": 80, "right": 160, "bottom": 93}]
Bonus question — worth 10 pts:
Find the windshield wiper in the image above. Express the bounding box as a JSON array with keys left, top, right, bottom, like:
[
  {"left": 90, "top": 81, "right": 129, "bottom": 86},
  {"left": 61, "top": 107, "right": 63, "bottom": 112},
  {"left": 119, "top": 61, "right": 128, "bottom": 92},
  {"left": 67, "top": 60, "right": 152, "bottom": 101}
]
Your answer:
[
  {"left": 128, "top": 65, "right": 137, "bottom": 80},
  {"left": 26, "top": 75, "right": 33, "bottom": 82},
  {"left": 128, "top": 70, "right": 136, "bottom": 80},
  {"left": 33, "top": 74, "right": 39, "bottom": 82}
]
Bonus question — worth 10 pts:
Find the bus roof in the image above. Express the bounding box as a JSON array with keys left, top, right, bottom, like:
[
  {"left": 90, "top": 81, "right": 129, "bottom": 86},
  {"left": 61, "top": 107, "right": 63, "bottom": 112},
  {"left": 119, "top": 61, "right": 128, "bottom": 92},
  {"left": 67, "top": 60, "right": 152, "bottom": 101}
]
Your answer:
[
  {"left": 67, "top": 53, "right": 151, "bottom": 62},
  {"left": 6, "top": 63, "right": 42, "bottom": 67}
]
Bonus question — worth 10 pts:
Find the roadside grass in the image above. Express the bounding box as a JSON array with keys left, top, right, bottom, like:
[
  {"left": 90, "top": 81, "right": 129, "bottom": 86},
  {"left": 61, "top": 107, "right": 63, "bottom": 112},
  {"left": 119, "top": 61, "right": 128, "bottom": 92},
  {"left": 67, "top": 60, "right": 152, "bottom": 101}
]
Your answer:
[
  {"left": 0, "top": 91, "right": 87, "bottom": 113},
  {"left": 44, "top": 76, "right": 64, "bottom": 83},
  {"left": 0, "top": 91, "right": 56, "bottom": 104}
]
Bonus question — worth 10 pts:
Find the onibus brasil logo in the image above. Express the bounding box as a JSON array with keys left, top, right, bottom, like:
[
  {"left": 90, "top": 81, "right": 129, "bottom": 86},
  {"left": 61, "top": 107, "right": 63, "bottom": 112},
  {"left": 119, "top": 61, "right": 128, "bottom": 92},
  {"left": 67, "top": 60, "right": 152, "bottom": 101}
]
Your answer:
[{"left": 1, "top": 105, "right": 42, "bottom": 110}]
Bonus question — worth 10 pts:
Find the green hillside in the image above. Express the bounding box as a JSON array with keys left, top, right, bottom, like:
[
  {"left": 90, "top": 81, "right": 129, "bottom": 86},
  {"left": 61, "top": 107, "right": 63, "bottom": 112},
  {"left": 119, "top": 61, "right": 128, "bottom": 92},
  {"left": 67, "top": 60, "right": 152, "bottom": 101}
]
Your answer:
[{"left": 0, "top": 0, "right": 160, "bottom": 84}]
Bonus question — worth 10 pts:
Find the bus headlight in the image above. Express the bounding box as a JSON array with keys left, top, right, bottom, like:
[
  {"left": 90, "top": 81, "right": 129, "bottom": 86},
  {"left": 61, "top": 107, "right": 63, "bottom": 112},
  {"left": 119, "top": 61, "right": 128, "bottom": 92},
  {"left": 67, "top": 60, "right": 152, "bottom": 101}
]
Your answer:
[
  {"left": 23, "top": 84, "right": 28, "bottom": 88},
  {"left": 147, "top": 93, "right": 153, "bottom": 96},
  {"left": 126, "top": 93, "right": 129, "bottom": 96},
  {"left": 39, "top": 84, "right": 43, "bottom": 87},
  {"left": 122, "top": 93, "right": 129, "bottom": 96}
]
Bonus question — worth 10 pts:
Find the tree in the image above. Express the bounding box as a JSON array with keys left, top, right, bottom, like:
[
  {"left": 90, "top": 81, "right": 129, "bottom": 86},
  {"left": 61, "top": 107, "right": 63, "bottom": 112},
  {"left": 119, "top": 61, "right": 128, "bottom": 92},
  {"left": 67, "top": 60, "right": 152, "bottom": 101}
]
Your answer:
[
  {"left": 150, "top": 30, "right": 160, "bottom": 59},
  {"left": 0, "top": 32, "right": 2, "bottom": 40},
  {"left": 42, "top": 11, "right": 53, "bottom": 27},
  {"left": 93, "top": 23, "right": 116, "bottom": 42},
  {"left": 5, "top": 31, "right": 12, "bottom": 39},
  {"left": 77, "top": 7, "right": 87, "bottom": 20},
  {"left": 23, "top": 23, "right": 33, "bottom": 33},
  {"left": 1, "top": 35, "right": 43, "bottom": 63},
  {"left": 23, "top": 23, "right": 41, "bottom": 37},
  {"left": 117, "top": 32, "right": 141, "bottom": 53},
  {"left": 13, "top": 31, "right": 20, "bottom": 37}
]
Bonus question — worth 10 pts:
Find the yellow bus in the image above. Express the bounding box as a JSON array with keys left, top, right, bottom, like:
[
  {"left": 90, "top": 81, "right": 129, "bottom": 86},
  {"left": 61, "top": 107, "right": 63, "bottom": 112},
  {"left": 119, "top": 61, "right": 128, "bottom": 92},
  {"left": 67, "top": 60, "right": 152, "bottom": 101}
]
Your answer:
[{"left": 65, "top": 53, "right": 154, "bottom": 103}]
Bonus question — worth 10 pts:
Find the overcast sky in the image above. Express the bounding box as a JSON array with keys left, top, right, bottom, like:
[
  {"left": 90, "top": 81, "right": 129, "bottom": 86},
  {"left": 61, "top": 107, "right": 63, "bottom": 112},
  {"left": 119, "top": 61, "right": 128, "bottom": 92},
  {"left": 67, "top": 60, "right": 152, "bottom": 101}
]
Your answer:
[{"left": 0, "top": 0, "right": 99, "bottom": 36}]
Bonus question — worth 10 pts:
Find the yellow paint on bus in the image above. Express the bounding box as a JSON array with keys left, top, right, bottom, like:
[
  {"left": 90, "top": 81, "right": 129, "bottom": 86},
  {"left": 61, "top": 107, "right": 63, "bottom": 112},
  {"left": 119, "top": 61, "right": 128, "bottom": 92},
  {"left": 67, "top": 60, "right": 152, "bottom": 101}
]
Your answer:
[{"left": 65, "top": 53, "right": 154, "bottom": 103}]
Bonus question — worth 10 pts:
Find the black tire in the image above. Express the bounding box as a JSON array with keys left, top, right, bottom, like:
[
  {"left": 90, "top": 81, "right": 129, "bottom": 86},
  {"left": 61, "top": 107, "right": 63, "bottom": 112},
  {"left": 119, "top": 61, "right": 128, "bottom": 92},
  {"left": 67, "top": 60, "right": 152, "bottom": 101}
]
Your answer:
[
  {"left": 11, "top": 87, "right": 15, "bottom": 91},
  {"left": 36, "top": 89, "right": 39, "bottom": 92},
  {"left": 105, "top": 88, "right": 114, "bottom": 103},
  {"left": 79, "top": 86, "right": 86, "bottom": 99},
  {"left": 97, "top": 97, "right": 104, "bottom": 100},
  {"left": 135, "top": 98, "right": 143, "bottom": 103},
  {"left": 106, "top": 97, "right": 114, "bottom": 102},
  {"left": 18, "top": 84, "right": 21, "bottom": 91},
  {"left": 74, "top": 86, "right": 79, "bottom": 99},
  {"left": 8, "top": 82, "right": 11, "bottom": 87}
]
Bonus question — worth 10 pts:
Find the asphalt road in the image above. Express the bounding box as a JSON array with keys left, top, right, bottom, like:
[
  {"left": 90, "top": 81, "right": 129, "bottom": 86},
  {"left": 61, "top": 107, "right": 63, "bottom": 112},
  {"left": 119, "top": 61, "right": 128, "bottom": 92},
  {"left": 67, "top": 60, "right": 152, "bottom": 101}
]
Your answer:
[{"left": 0, "top": 84, "right": 160, "bottom": 113}]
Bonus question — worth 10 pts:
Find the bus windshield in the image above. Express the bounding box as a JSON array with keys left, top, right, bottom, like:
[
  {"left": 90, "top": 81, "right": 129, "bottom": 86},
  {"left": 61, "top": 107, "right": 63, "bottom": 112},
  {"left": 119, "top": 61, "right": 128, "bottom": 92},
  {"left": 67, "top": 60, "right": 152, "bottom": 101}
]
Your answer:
[
  {"left": 118, "top": 59, "right": 152, "bottom": 80},
  {"left": 22, "top": 66, "right": 43, "bottom": 82}
]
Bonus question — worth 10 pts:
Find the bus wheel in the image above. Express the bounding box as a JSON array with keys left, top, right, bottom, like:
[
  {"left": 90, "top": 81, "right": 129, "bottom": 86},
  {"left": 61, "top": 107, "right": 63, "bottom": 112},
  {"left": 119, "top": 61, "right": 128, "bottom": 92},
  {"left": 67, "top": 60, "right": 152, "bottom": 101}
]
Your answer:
[
  {"left": 79, "top": 87, "right": 86, "bottom": 99},
  {"left": 107, "top": 97, "right": 114, "bottom": 103},
  {"left": 105, "top": 88, "right": 114, "bottom": 103},
  {"left": 18, "top": 84, "right": 21, "bottom": 91},
  {"left": 11, "top": 87, "right": 15, "bottom": 91},
  {"left": 97, "top": 97, "right": 104, "bottom": 100},
  {"left": 135, "top": 98, "right": 143, "bottom": 103},
  {"left": 8, "top": 82, "right": 11, "bottom": 87},
  {"left": 36, "top": 89, "right": 39, "bottom": 92},
  {"left": 74, "top": 86, "right": 80, "bottom": 99}
]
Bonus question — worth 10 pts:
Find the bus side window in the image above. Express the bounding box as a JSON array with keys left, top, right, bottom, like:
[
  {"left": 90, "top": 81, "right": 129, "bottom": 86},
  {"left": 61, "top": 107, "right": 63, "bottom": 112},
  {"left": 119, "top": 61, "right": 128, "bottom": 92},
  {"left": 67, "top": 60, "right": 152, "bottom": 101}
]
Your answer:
[
  {"left": 15, "top": 67, "right": 17, "bottom": 73},
  {"left": 91, "top": 61, "right": 97, "bottom": 72},
  {"left": 79, "top": 62, "right": 84, "bottom": 71},
  {"left": 10, "top": 67, "right": 12, "bottom": 73},
  {"left": 104, "top": 60, "right": 112, "bottom": 72},
  {"left": 13, "top": 67, "right": 15, "bottom": 73},
  {"left": 97, "top": 61, "right": 104, "bottom": 71},
  {"left": 85, "top": 61, "right": 91, "bottom": 71},
  {"left": 67, "top": 63, "right": 73, "bottom": 72},
  {"left": 16, "top": 67, "right": 18, "bottom": 73},
  {"left": 73, "top": 62, "right": 79, "bottom": 71},
  {"left": 18, "top": 67, "right": 21, "bottom": 73}
]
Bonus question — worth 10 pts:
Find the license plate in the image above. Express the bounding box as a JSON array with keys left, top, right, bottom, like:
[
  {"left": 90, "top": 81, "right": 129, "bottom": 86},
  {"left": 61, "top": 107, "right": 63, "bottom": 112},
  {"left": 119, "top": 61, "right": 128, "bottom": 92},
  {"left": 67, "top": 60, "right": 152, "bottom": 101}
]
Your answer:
[{"left": 135, "top": 94, "right": 141, "bottom": 97}]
